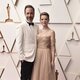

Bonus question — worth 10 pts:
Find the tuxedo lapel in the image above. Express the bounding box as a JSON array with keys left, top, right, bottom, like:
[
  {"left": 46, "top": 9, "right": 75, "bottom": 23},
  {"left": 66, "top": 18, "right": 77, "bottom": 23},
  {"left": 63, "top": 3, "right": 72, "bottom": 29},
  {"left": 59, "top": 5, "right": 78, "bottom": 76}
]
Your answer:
[{"left": 34, "top": 24, "right": 38, "bottom": 39}]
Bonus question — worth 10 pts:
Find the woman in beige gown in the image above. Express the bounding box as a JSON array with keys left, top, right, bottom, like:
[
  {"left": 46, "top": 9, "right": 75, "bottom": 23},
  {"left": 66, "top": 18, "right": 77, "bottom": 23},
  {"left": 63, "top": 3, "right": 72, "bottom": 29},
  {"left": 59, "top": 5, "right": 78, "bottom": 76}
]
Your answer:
[{"left": 32, "top": 12, "right": 56, "bottom": 80}]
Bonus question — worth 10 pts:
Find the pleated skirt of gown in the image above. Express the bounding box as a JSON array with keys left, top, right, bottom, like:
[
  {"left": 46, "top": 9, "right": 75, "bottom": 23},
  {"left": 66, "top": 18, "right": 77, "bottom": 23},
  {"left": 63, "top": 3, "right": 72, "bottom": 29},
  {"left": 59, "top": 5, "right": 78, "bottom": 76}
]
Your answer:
[{"left": 31, "top": 48, "right": 56, "bottom": 80}]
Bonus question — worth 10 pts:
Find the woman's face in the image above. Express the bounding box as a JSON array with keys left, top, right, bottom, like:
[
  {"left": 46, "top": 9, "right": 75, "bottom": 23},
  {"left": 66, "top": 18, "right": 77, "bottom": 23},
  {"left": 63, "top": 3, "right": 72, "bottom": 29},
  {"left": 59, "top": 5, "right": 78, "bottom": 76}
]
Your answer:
[{"left": 40, "top": 15, "right": 49, "bottom": 27}]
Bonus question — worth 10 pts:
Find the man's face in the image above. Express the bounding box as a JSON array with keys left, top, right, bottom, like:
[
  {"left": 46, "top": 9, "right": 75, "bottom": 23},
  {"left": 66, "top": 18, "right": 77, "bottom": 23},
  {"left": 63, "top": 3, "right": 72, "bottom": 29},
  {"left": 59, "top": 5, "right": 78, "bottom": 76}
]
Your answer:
[{"left": 25, "top": 8, "right": 34, "bottom": 22}]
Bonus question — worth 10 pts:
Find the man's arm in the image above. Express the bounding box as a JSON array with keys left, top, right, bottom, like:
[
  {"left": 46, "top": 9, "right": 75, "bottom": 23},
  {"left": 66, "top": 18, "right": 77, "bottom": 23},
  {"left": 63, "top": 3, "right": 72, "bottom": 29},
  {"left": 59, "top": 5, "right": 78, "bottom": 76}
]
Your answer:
[{"left": 16, "top": 25, "right": 24, "bottom": 60}]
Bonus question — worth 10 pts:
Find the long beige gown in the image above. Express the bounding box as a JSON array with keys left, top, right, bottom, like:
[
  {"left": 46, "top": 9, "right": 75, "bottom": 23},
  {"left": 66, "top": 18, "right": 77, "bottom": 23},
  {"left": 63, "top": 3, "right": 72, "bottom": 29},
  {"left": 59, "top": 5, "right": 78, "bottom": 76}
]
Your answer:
[{"left": 32, "top": 28, "right": 56, "bottom": 80}]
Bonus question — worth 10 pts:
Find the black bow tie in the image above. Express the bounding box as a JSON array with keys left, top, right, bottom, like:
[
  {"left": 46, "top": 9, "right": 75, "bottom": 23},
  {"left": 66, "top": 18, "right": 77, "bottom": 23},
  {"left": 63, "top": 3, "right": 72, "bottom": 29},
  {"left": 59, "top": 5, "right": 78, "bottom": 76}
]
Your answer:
[{"left": 27, "top": 22, "right": 34, "bottom": 26}]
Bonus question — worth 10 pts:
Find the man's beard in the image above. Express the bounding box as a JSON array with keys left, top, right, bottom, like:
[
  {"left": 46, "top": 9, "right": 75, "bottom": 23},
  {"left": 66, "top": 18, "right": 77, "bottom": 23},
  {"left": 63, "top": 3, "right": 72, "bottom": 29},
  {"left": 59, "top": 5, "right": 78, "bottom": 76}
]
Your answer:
[{"left": 26, "top": 17, "right": 33, "bottom": 22}]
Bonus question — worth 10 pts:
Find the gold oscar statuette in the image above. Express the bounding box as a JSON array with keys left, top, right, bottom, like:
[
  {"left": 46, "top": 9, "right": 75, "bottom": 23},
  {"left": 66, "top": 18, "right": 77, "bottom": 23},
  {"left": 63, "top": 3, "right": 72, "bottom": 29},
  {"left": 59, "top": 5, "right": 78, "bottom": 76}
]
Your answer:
[{"left": 5, "top": 4, "right": 13, "bottom": 22}]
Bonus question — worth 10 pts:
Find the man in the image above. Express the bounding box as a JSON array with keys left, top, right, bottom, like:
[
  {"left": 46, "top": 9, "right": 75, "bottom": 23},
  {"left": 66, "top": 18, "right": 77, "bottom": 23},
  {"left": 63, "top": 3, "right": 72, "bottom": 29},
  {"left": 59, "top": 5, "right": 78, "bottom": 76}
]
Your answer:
[{"left": 16, "top": 5, "right": 38, "bottom": 80}]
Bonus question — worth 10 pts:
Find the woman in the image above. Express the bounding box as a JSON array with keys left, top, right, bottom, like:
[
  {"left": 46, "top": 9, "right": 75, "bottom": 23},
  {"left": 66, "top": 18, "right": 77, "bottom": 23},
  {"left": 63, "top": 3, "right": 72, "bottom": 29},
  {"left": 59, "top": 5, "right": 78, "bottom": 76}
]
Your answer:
[{"left": 32, "top": 12, "right": 56, "bottom": 80}]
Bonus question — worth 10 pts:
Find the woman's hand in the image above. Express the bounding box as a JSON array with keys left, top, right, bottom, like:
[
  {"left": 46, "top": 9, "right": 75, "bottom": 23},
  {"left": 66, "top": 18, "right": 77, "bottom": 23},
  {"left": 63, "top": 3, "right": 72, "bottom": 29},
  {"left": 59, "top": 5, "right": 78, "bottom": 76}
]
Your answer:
[{"left": 51, "top": 60, "right": 54, "bottom": 68}]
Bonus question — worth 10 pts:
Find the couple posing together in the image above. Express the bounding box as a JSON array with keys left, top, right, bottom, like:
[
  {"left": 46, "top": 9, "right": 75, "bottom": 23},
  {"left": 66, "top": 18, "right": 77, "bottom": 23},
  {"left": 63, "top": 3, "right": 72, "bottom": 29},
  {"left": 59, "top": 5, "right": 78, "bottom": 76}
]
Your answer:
[{"left": 16, "top": 5, "right": 56, "bottom": 80}]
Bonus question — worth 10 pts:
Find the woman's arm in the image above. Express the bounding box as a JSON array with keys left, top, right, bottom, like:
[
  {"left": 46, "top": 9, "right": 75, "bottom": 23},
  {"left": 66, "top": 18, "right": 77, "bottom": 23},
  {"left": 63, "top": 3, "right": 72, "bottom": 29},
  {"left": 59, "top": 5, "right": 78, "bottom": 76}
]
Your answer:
[{"left": 50, "top": 30, "right": 56, "bottom": 66}]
